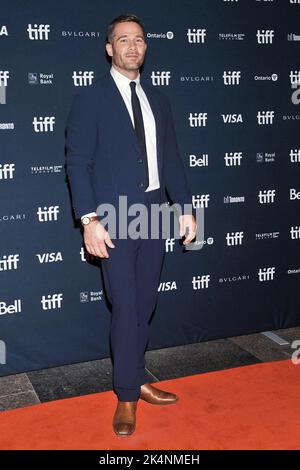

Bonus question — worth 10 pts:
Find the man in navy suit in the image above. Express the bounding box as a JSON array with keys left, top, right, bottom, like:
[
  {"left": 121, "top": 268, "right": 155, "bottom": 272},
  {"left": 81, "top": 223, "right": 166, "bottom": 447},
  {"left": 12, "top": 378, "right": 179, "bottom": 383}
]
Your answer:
[{"left": 66, "top": 13, "right": 196, "bottom": 436}]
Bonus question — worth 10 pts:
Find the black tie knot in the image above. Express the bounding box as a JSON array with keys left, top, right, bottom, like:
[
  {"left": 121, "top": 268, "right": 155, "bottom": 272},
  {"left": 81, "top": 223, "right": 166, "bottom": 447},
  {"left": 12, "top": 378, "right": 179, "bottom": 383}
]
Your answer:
[{"left": 130, "top": 81, "right": 137, "bottom": 92}]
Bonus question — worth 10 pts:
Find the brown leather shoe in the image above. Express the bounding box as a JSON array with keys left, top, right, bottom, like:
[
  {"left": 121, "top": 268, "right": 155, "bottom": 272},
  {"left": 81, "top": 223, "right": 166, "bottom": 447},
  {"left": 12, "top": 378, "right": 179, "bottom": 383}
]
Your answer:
[
  {"left": 113, "top": 400, "right": 137, "bottom": 436},
  {"left": 140, "top": 383, "right": 179, "bottom": 405}
]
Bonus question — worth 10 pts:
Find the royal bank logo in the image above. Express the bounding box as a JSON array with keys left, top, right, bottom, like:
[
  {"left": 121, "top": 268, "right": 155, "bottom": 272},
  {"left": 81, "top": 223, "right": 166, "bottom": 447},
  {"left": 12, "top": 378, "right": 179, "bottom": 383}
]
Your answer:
[
  {"left": 226, "top": 232, "right": 244, "bottom": 246},
  {"left": 258, "top": 189, "right": 276, "bottom": 203},
  {"left": 37, "top": 206, "right": 60, "bottom": 222},
  {"left": 27, "top": 24, "right": 50, "bottom": 40},
  {"left": 256, "top": 152, "right": 275, "bottom": 163},
  {"left": 290, "top": 149, "right": 300, "bottom": 163},
  {"left": 224, "top": 152, "right": 243, "bottom": 166},
  {"left": 32, "top": 116, "right": 55, "bottom": 132},
  {"left": 28, "top": 73, "right": 54, "bottom": 85},
  {"left": 187, "top": 28, "right": 206, "bottom": 43},
  {"left": 256, "top": 29, "right": 275, "bottom": 44},
  {"left": 80, "top": 291, "right": 103, "bottom": 302},
  {"left": 192, "top": 275, "right": 210, "bottom": 290},
  {"left": 0, "top": 163, "right": 15, "bottom": 179},
  {"left": 41, "top": 293, "right": 63, "bottom": 310},
  {"left": 223, "top": 71, "right": 241, "bottom": 85},
  {"left": 258, "top": 267, "right": 275, "bottom": 281},
  {"left": 189, "top": 113, "right": 208, "bottom": 127},
  {"left": 72, "top": 71, "right": 94, "bottom": 86},
  {"left": 257, "top": 111, "right": 274, "bottom": 125},
  {"left": 150, "top": 71, "right": 171, "bottom": 86}
]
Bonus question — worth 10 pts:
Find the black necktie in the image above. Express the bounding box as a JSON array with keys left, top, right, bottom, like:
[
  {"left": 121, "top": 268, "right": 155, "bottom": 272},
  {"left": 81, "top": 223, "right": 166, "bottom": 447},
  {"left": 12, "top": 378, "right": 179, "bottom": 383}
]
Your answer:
[{"left": 129, "top": 81, "right": 149, "bottom": 189}]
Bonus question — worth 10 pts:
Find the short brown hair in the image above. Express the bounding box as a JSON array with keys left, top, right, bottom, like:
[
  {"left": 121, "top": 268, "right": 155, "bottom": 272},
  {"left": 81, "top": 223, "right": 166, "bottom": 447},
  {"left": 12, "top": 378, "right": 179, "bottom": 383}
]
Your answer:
[{"left": 106, "top": 13, "right": 146, "bottom": 44}]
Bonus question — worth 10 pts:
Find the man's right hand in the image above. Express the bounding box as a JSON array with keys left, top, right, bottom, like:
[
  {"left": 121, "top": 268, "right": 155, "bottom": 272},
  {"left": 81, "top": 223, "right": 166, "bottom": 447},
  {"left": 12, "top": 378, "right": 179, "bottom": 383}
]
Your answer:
[{"left": 83, "top": 221, "right": 115, "bottom": 258}]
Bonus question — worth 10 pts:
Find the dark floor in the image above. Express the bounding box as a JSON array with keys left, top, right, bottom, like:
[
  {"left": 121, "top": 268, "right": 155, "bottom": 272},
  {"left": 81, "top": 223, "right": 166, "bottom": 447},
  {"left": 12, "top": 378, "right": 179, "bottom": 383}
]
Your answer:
[{"left": 0, "top": 327, "right": 299, "bottom": 412}]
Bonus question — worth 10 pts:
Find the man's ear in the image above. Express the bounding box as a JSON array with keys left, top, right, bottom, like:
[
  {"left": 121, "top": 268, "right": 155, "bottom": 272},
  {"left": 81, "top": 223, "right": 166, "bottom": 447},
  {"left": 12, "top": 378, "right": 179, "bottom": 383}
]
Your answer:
[{"left": 106, "top": 42, "right": 113, "bottom": 57}]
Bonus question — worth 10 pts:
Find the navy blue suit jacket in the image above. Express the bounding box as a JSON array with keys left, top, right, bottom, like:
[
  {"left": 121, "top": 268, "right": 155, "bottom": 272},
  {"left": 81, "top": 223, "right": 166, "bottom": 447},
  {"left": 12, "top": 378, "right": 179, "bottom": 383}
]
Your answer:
[{"left": 65, "top": 71, "right": 192, "bottom": 220}]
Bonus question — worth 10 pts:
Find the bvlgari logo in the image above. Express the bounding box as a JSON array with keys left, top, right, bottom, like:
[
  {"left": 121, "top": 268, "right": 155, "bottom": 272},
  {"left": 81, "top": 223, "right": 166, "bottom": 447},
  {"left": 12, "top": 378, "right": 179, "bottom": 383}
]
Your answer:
[{"left": 61, "top": 30, "right": 101, "bottom": 38}]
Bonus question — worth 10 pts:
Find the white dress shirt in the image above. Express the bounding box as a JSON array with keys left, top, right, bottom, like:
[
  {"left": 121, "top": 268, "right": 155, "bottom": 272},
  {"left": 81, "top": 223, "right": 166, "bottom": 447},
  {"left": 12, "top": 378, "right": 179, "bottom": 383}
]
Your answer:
[{"left": 81, "top": 65, "right": 160, "bottom": 220}]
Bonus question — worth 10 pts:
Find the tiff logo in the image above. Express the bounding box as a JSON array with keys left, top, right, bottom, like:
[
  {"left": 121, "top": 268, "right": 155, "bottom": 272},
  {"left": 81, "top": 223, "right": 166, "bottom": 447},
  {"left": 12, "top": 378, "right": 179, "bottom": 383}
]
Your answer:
[
  {"left": 226, "top": 231, "right": 244, "bottom": 246},
  {"left": 257, "top": 111, "right": 274, "bottom": 125},
  {"left": 27, "top": 24, "right": 50, "bottom": 40},
  {"left": 72, "top": 71, "right": 94, "bottom": 86},
  {"left": 290, "top": 149, "right": 300, "bottom": 162},
  {"left": 41, "top": 293, "right": 63, "bottom": 310},
  {"left": 165, "top": 238, "right": 176, "bottom": 252},
  {"left": 189, "top": 113, "right": 208, "bottom": 127},
  {"left": 192, "top": 275, "right": 210, "bottom": 290},
  {"left": 290, "top": 70, "right": 300, "bottom": 86},
  {"left": 258, "top": 267, "right": 275, "bottom": 281},
  {"left": 32, "top": 116, "right": 55, "bottom": 132},
  {"left": 0, "top": 163, "right": 15, "bottom": 179},
  {"left": 150, "top": 71, "right": 171, "bottom": 86},
  {"left": 192, "top": 194, "right": 210, "bottom": 208},
  {"left": 258, "top": 189, "right": 276, "bottom": 203},
  {"left": 187, "top": 28, "right": 206, "bottom": 43},
  {"left": 223, "top": 71, "right": 241, "bottom": 85},
  {"left": 256, "top": 29, "right": 275, "bottom": 44},
  {"left": 0, "top": 254, "right": 19, "bottom": 271},
  {"left": 224, "top": 152, "right": 243, "bottom": 166},
  {"left": 290, "top": 226, "right": 300, "bottom": 239},
  {"left": 37, "top": 206, "right": 60, "bottom": 222}
]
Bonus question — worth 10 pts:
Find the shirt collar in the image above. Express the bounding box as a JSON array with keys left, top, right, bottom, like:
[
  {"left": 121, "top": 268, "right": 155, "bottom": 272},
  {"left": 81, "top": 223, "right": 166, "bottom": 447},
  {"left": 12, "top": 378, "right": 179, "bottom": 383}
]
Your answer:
[{"left": 110, "top": 65, "right": 140, "bottom": 92}]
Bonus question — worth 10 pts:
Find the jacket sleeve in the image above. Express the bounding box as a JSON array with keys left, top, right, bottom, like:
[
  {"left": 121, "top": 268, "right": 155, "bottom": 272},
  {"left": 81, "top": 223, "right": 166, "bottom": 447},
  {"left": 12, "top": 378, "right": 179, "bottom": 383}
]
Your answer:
[
  {"left": 163, "top": 94, "right": 194, "bottom": 215},
  {"left": 65, "top": 89, "right": 98, "bottom": 219}
]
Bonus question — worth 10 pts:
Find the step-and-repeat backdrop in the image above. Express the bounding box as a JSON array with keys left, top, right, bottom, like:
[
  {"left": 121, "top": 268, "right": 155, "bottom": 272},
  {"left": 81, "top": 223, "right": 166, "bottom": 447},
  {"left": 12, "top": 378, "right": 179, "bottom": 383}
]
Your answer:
[{"left": 1, "top": 0, "right": 299, "bottom": 375}]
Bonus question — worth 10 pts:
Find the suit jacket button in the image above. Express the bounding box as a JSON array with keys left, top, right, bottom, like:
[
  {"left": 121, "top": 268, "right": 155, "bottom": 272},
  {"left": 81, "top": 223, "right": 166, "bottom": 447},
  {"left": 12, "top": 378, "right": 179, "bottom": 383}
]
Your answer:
[
  {"left": 137, "top": 158, "right": 143, "bottom": 163},
  {"left": 139, "top": 182, "right": 144, "bottom": 188}
]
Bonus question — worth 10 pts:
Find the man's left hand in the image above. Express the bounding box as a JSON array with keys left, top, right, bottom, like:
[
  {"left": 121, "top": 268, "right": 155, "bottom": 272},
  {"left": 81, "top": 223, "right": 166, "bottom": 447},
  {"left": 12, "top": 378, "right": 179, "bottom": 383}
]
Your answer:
[{"left": 179, "top": 214, "right": 197, "bottom": 245}]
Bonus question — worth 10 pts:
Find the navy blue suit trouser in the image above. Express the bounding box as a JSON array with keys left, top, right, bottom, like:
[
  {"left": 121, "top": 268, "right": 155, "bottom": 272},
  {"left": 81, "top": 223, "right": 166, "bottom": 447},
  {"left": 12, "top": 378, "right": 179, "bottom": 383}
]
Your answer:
[{"left": 100, "top": 189, "right": 166, "bottom": 401}]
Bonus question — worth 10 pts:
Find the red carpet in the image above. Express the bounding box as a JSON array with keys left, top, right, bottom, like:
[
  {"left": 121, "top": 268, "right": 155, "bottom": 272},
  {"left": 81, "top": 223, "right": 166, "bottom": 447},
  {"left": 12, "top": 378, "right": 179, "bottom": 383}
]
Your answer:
[{"left": 0, "top": 358, "right": 299, "bottom": 450}]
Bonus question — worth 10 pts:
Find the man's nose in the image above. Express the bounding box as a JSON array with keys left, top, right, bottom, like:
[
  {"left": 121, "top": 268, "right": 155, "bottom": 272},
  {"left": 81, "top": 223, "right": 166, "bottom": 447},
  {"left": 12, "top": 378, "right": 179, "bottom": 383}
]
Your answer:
[{"left": 128, "top": 41, "right": 138, "bottom": 50}]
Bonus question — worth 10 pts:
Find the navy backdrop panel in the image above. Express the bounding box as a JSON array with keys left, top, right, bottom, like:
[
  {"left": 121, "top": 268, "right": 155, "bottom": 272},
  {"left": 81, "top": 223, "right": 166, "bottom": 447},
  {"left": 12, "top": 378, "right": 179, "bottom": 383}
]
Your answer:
[{"left": 0, "top": 0, "right": 299, "bottom": 375}]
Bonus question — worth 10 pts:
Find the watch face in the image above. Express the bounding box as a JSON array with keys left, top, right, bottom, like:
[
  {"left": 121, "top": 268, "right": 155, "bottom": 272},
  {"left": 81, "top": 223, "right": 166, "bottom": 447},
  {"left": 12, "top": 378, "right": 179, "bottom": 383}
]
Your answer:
[{"left": 82, "top": 217, "right": 90, "bottom": 225}]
